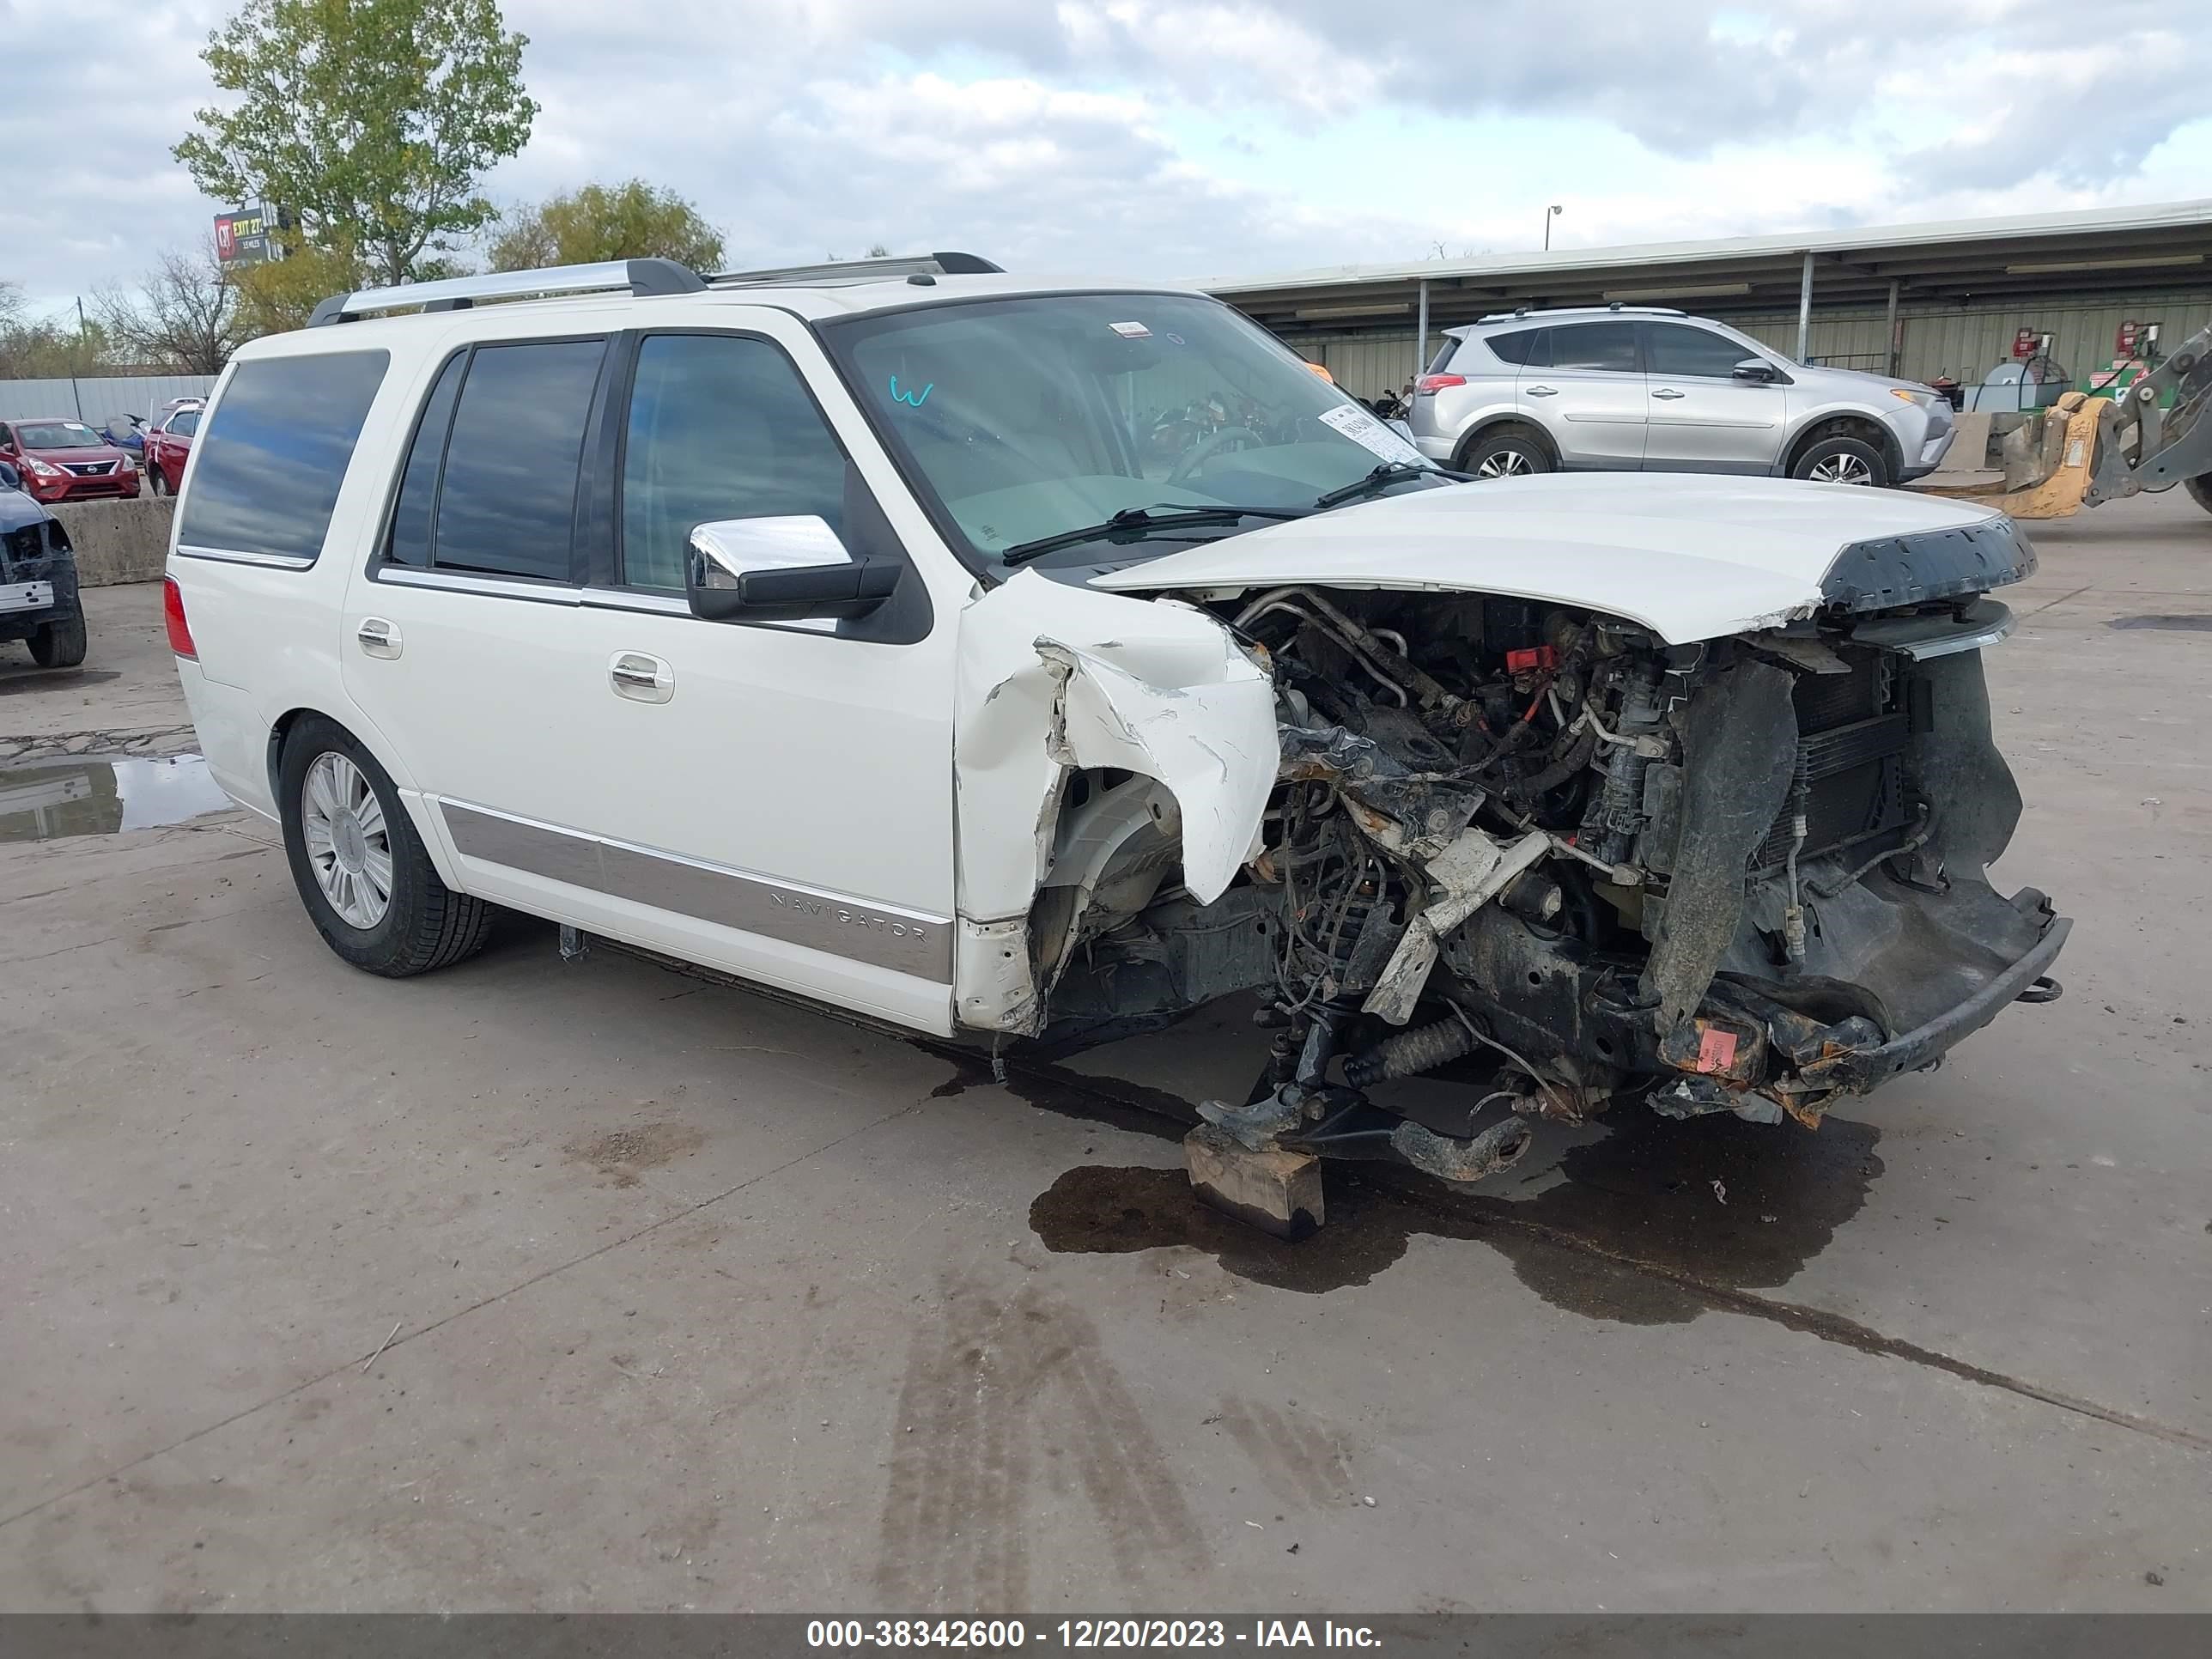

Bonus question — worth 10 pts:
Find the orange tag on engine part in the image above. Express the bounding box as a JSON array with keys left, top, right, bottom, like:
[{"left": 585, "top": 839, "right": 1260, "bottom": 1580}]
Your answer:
[{"left": 1696, "top": 1026, "right": 1740, "bottom": 1073}]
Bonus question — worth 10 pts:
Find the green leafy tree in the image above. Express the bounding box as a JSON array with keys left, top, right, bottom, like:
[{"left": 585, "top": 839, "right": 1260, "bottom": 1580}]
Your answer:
[
  {"left": 173, "top": 0, "right": 538, "bottom": 289},
  {"left": 489, "top": 180, "right": 726, "bottom": 274}
]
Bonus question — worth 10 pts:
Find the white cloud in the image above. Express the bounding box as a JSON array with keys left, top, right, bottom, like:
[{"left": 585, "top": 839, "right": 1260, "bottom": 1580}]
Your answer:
[{"left": 2, "top": 0, "right": 2204, "bottom": 309}]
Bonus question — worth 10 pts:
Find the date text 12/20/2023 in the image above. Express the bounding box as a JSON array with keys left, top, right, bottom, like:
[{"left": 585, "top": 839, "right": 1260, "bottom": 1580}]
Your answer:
[{"left": 807, "top": 1620, "right": 1385, "bottom": 1649}]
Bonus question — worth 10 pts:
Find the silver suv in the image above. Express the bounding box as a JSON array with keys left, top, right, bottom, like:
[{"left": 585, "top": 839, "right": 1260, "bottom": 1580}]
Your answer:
[{"left": 1410, "top": 306, "right": 1954, "bottom": 488}]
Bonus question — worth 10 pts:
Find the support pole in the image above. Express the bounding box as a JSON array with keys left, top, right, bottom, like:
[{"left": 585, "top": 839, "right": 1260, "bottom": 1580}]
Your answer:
[
  {"left": 1885, "top": 278, "right": 1902, "bottom": 377},
  {"left": 1415, "top": 278, "right": 1430, "bottom": 388},
  {"left": 1796, "top": 252, "right": 1814, "bottom": 363}
]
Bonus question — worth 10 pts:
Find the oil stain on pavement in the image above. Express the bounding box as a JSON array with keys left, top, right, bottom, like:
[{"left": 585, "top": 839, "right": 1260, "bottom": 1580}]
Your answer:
[{"left": 1020, "top": 1067, "right": 1882, "bottom": 1322}]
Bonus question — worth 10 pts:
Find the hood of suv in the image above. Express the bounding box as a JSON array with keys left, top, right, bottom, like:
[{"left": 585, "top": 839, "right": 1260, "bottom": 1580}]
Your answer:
[{"left": 1090, "top": 473, "right": 2023, "bottom": 643}]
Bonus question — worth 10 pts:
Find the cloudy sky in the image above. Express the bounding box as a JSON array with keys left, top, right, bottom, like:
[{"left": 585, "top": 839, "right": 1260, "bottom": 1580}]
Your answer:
[{"left": 6, "top": 0, "right": 2208, "bottom": 312}]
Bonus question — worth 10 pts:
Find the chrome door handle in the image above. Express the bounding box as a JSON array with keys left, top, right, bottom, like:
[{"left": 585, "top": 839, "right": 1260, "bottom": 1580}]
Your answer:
[
  {"left": 357, "top": 617, "right": 401, "bottom": 659},
  {"left": 610, "top": 652, "right": 674, "bottom": 704},
  {"left": 1652, "top": 387, "right": 1686, "bottom": 400},
  {"left": 1525, "top": 385, "right": 1559, "bottom": 397}
]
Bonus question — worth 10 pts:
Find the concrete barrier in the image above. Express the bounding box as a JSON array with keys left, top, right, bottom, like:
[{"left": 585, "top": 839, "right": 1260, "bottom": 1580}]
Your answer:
[{"left": 49, "top": 495, "right": 175, "bottom": 587}]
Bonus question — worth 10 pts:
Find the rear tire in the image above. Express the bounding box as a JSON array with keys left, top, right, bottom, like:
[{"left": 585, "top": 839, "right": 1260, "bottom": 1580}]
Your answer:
[
  {"left": 2187, "top": 474, "right": 2212, "bottom": 517},
  {"left": 1791, "top": 435, "right": 1890, "bottom": 488},
  {"left": 278, "top": 716, "right": 495, "bottom": 977},
  {"left": 1462, "top": 428, "right": 1552, "bottom": 480},
  {"left": 29, "top": 615, "right": 86, "bottom": 668}
]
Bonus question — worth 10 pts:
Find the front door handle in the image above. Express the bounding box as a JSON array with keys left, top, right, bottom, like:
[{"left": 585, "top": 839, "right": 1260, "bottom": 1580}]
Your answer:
[
  {"left": 357, "top": 617, "right": 401, "bottom": 659},
  {"left": 1525, "top": 385, "right": 1559, "bottom": 398},
  {"left": 610, "top": 651, "right": 674, "bottom": 704},
  {"left": 1652, "top": 387, "right": 1686, "bottom": 400}
]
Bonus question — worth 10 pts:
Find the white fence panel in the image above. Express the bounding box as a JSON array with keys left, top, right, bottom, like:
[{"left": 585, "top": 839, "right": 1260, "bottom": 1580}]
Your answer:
[{"left": 0, "top": 374, "right": 220, "bottom": 425}]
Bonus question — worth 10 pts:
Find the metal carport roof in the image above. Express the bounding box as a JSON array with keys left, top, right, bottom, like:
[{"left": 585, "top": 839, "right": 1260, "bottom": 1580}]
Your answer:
[{"left": 1197, "top": 200, "right": 2212, "bottom": 349}]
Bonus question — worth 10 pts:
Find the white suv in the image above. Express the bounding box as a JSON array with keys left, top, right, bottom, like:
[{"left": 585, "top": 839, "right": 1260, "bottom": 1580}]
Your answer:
[
  {"left": 1408, "top": 306, "right": 1956, "bottom": 488},
  {"left": 166, "top": 253, "right": 2066, "bottom": 1185}
]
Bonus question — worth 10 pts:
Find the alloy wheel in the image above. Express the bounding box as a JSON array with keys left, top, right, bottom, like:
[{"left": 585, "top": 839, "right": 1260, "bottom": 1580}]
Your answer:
[
  {"left": 301, "top": 751, "right": 392, "bottom": 929},
  {"left": 1808, "top": 453, "right": 1875, "bottom": 486},
  {"left": 1474, "top": 448, "right": 1534, "bottom": 479}
]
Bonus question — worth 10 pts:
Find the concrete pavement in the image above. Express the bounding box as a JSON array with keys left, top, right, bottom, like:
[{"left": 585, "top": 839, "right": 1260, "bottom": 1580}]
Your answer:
[{"left": 0, "top": 493, "right": 2206, "bottom": 1612}]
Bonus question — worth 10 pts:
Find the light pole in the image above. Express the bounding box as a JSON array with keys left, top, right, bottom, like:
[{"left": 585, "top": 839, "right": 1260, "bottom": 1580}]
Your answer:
[{"left": 1543, "top": 204, "right": 1563, "bottom": 252}]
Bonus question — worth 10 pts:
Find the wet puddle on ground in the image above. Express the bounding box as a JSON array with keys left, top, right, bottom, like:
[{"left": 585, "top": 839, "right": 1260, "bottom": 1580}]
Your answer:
[
  {"left": 0, "top": 755, "right": 232, "bottom": 843},
  {"left": 2107, "top": 614, "right": 2212, "bottom": 632},
  {"left": 993, "top": 1059, "right": 1882, "bottom": 1319}
]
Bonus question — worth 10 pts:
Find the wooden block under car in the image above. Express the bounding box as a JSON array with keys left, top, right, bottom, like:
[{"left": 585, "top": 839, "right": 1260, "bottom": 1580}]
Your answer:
[{"left": 1183, "top": 1123, "right": 1324, "bottom": 1239}]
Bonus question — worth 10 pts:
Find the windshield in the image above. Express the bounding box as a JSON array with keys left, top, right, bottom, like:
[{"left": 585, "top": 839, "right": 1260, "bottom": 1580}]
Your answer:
[
  {"left": 18, "top": 422, "right": 104, "bottom": 450},
  {"left": 823, "top": 293, "right": 1443, "bottom": 571}
]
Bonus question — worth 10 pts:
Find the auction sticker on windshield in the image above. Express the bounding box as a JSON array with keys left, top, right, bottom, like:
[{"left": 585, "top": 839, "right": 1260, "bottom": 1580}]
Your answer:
[{"left": 1318, "top": 403, "right": 1424, "bottom": 465}]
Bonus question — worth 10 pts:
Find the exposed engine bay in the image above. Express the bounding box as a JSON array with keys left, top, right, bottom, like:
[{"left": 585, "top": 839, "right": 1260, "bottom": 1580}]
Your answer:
[{"left": 1015, "top": 576, "right": 2069, "bottom": 1188}]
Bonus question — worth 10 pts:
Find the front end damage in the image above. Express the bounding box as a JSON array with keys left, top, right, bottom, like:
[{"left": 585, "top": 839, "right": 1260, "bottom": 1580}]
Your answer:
[{"left": 953, "top": 512, "right": 2067, "bottom": 1189}]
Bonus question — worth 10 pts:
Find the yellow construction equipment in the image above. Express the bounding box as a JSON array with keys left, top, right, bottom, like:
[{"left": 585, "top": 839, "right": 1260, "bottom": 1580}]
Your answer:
[{"left": 1914, "top": 323, "right": 2212, "bottom": 521}]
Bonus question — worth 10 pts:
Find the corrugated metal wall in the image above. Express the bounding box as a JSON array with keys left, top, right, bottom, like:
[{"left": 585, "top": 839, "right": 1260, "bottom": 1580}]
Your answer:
[
  {"left": 0, "top": 374, "right": 219, "bottom": 425},
  {"left": 1730, "top": 291, "right": 2212, "bottom": 383},
  {"left": 1276, "top": 288, "right": 2212, "bottom": 396}
]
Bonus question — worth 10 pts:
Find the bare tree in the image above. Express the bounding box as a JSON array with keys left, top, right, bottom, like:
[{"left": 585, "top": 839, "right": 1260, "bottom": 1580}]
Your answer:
[{"left": 94, "top": 242, "right": 244, "bottom": 374}]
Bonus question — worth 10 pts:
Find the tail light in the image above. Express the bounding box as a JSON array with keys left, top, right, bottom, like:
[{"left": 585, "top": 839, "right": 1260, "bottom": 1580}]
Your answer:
[
  {"left": 1416, "top": 374, "right": 1465, "bottom": 393},
  {"left": 162, "top": 575, "right": 198, "bottom": 659}
]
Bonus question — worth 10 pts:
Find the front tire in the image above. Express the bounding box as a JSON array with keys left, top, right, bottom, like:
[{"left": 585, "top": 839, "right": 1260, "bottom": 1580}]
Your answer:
[
  {"left": 29, "top": 615, "right": 86, "bottom": 668},
  {"left": 1463, "top": 428, "right": 1552, "bottom": 481},
  {"left": 278, "top": 717, "right": 494, "bottom": 977},
  {"left": 147, "top": 463, "right": 167, "bottom": 496},
  {"left": 1791, "top": 435, "right": 1890, "bottom": 488},
  {"left": 2186, "top": 474, "right": 2212, "bottom": 517}
]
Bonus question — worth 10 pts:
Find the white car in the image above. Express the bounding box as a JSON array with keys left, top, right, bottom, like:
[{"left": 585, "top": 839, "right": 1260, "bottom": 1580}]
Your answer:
[{"left": 165, "top": 253, "right": 2067, "bottom": 1185}]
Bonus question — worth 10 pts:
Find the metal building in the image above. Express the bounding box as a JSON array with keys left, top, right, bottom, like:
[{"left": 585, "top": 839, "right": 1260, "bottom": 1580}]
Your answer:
[{"left": 1198, "top": 199, "right": 2212, "bottom": 402}]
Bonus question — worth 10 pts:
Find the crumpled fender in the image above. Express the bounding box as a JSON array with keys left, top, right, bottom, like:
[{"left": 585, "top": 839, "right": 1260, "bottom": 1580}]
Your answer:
[{"left": 951, "top": 571, "right": 1277, "bottom": 1032}]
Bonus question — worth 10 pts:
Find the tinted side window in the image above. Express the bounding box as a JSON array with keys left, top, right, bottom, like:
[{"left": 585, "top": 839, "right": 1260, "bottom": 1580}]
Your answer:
[
  {"left": 1426, "top": 338, "right": 1459, "bottom": 374},
  {"left": 384, "top": 354, "right": 467, "bottom": 568},
  {"left": 619, "top": 334, "right": 849, "bottom": 592},
  {"left": 1548, "top": 323, "right": 1639, "bottom": 373},
  {"left": 1484, "top": 328, "right": 1545, "bottom": 367},
  {"left": 1647, "top": 324, "right": 1754, "bottom": 380},
  {"left": 175, "top": 351, "right": 388, "bottom": 562},
  {"left": 171, "top": 409, "right": 201, "bottom": 437},
  {"left": 433, "top": 339, "right": 607, "bottom": 581}
]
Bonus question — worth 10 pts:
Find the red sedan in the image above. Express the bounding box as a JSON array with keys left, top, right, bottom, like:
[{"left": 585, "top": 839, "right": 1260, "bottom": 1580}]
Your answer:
[
  {"left": 0, "top": 416, "right": 142, "bottom": 504},
  {"left": 144, "top": 400, "right": 204, "bottom": 496}
]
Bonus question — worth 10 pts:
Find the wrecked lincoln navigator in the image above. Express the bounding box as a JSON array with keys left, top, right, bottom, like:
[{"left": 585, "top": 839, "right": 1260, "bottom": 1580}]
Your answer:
[
  {"left": 190, "top": 271, "right": 2064, "bottom": 1192},
  {"left": 957, "top": 469, "right": 2065, "bottom": 1183}
]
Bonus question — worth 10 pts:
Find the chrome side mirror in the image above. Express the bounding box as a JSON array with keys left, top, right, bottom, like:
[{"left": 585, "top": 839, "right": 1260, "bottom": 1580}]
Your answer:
[{"left": 685, "top": 515, "right": 899, "bottom": 624}]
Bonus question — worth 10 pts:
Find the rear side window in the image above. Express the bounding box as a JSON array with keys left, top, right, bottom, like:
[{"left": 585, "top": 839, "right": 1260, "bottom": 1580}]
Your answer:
[
  {"left": 618, "top": 334, "right": 849, "bottom": 592},
  {"left": 428, "top": 339, "right": 607, "bottom": 581},
  {"left": 175, "top": 351, "right": 388, "bottom": 563},
  {"left": 1548, "top": 323, "right": 1639, "bottom": 373},
  {"left": 1482, "top": 328, "right": 1547, "bottom": 367},
  {"left": 1427, "top": 337, "right": 1461, "bottom": 374},
  {"left": 383, "top": 354, "right": 467, "bottom": 568},
  {"left": 1646, "top": 323, "right": 1753, "bottom": 380}
]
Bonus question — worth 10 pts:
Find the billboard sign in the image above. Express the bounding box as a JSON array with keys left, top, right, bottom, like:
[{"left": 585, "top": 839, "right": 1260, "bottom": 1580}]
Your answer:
[{"left": 214, "top": 209, "right": 273, "bottom": 266}]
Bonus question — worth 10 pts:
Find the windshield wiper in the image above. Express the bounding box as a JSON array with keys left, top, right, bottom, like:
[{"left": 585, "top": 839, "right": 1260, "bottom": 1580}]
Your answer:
[
  {"left": 1000, "top": 504, "right": 1306, "bottom": 567},
  {"left": 1310, "top": 461, "right": 1453, "bottom": 512}
]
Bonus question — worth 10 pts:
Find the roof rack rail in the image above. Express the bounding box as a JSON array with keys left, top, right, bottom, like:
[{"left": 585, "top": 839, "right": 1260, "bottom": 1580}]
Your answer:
[
  {"left": 306, "top": 257, "right": 708, "bottom": 326},
  {"left": 708, "top": 250, "right": 1004, "bottom": 287},
  {"left": 1474, "top": 302, "right": 1689, "bottom": 325}
]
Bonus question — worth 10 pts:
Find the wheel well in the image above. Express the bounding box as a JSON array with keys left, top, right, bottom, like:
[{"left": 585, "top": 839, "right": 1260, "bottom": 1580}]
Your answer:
[
  {"left": 1789, "top": 416, "right": 1900, "bottom": 477},
  {"left": 1454, "top": 417, "right": 1558, "bottom": 471}
]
